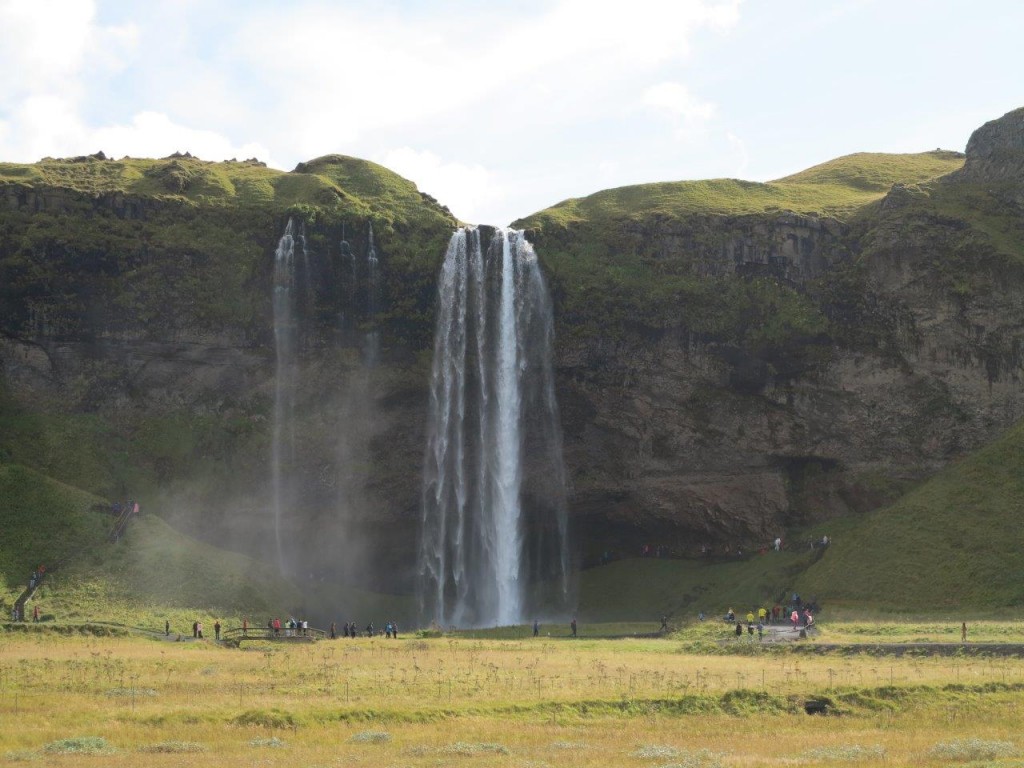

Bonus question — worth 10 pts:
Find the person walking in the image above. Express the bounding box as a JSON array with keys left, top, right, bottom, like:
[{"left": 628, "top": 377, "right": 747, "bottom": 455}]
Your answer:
[
  {"left": 533, "top": 620, "right": 539, "bottom": 637},
  {"left": 165, "top": 619, "right": 170, "bottom": 636},
  {"left": 961, "top": 622, "right": 968, "bottom": 643},
  {"left": 570, "top": 618, "right": 577, "bottom": 637},
  {"left": 32, "top": 605, "right": 39, "bottom": 623},
  {"left": 214, "top": 620, "right": 221, "bottom": 640}
]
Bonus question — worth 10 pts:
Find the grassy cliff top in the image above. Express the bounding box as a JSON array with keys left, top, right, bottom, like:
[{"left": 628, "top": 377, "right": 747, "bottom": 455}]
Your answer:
[
  {"left": 0, "top": 152, "right": 453, "bottom": 226},
  {"left": 516, "top": 150, "right": 965, "bottom": 229}
]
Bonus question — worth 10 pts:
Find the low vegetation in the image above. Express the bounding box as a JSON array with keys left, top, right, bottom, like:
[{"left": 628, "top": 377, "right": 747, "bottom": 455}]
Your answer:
[{"left": 2, "top": 627, "right": 1024, "bottom": 766}]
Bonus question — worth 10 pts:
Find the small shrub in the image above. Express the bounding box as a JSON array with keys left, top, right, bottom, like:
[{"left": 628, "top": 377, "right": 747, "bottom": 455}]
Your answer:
[
  {"left": 928, "top": 739, "right": 1018, "bottom": 761},
  {"left": 659, "top": 752, "right": 722, "bottom": 768},
  {"left": 551, "top": 740, "right": 588, "bottom": 750},
  {"left": 105, "top": 687, "right": 157, "bottom": 697},
  {"left": 802, "top": 744, "right": 886, "bottom": 761},
  {"left": 249, "top": 737, "right": 287, "bottom": 748},
  {"left": 42, "top": 737, "right": 113, "bottom": 755},
  {"left": 632, "top": 745, "right": 680, "bottom": 759},
  {"left": 442, "top": 741, "right": 509, "bottom": 755},
  {"left": 351, "top": 730, "right": 391, "bottom": 743},
  {"left": 2, "top": 750, "right": 38, "bottom": 762},
  {"left": 138, "top": 741, "right": 207, "bottom": 753},
  {"left": 632, "top": 746, "right": 722, "bottom": 767},
  {"left": 233, "top": 708, "right": 300, "bottom": 728}
]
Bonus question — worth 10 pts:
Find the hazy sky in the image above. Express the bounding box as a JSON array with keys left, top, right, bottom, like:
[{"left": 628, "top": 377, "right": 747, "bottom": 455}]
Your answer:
[{"left": 1, "top": 0, "right": 1021, "bottom": 224}]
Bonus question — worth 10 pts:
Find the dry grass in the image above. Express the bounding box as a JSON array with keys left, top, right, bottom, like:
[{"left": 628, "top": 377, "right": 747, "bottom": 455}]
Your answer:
[{"left": 2, "top": 630, "right": 1024, "bottom": 766}]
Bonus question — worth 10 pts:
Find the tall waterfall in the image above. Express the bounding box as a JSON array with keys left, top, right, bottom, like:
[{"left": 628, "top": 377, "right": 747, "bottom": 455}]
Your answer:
[
  {"left": 364, "top": 221, "right": 380, "bottom": 367},
  {"left": 418, "top": 227, "right": 570, "bottom": 627},
  {"left": 271, "top": 218, "right": 308, "bottom": 573}
]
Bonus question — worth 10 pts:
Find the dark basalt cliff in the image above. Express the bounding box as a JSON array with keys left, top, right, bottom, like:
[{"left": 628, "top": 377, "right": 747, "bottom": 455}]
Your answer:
[{"left": 2, "top": 109, "right": 1023, "bottom": 590}]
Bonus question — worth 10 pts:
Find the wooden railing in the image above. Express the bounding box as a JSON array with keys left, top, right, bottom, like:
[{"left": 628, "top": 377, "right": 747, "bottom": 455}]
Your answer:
[
  {"left": 221, "top": 626, "right": 327, "bottom": 642},
  {"left": 108, "top": 503, "right": 137, "bottom": 543}
]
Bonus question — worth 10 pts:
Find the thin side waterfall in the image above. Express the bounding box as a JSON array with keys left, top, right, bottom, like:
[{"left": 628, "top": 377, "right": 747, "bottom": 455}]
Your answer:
[
  {"left": 418, "top": 227, "right": 569, "bottom": 627},
  {"left": 364, "top": 221, "right": 380, "bottom": 367},
  {"left": 271, "top": 218, "right": 301, "bottom": 572}
]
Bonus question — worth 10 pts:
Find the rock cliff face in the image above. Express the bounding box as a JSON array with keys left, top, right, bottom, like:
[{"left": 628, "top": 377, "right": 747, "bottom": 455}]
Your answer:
[
  {"left": 2, "top": 110, "right": 1024, "bottom": 590},
  {"left": 954, "top": 106, "right": 1024, "bottom": 185}
]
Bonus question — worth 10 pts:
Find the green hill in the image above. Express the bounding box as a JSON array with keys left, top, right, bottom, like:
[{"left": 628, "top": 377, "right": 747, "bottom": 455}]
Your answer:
[
  {"left": 0, "top": 463, "right": 300, "bottom": 626},
  {"left": 795, "top": 419, "right": 1024, "bottom": 611},
  {"left": 518, "top": 150, "right": 964, "bottom": 229},
  {"left": 0, "top": 152, "right": 451, "bottom": 225}
]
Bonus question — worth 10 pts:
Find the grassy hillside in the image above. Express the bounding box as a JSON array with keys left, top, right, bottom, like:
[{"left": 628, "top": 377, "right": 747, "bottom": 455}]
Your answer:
[
  {"left": 568, "top": 550, "right": 820, "bottom": 622},
  {"left": 0, "top": 153, "right": 451, "bottom": 225},
  {"left": 795, "top": 419, "right": 1024, "bottom": 610},
  {"left": 0, "top": 462, "right": 302, "bottom": 626},
  {"left": 520, "top": 150, "right": 964, "bottom": 228}
]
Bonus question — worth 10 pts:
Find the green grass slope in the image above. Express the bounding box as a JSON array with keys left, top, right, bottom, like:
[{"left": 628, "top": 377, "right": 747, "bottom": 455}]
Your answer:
[
  {"left": 795, "top": 419, "right": 1024, "bottom": 611},
  {"left": 544, "top": 550, "right": 820, "bottom": 623},
  {"left": 0, "top": 462, "right": 301, "bottom": 626},
  {"left": 0, "top": 153, "right": 452, "bottom": 227},
  {"left": 518, "top": 150, "right": 964, "bottom": 228}
]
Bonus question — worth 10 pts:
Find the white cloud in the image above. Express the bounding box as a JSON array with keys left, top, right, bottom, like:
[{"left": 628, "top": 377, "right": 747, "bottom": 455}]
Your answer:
[
  {"left": 1, "top": 99, "right": 270, "bottom": 164},
  {"left": 377, "top": 147, "right": 503, "bottom": 225},
  {"left": 0, "top": 0, "right": 744, "bottom": 222},
  {"left": 225, "top": 1, "right": 742, "bottom": 159},
  {"left": 642, "top": 82, "right": 716, "bottom": 120},
  {"left": 0, "top": 0, "right": 137, "bottom": 106},
  {"left": 726, "top": 131, "right": 748, "bottom": 176},
  {"left": 0, "top": 0, "right": 95, "bottom": 100},
  {"left": 92, "top": 112, "right": 271, "bottom": 163}
]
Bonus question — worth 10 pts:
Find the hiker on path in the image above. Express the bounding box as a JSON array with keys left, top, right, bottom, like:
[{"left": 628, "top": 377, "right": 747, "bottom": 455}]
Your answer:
[
  {"left": 570, "top": 618, "right": 577, "bottom": 637},
  {"left": 961, "top": 622, "right": 967, "bottom": 642},
  {"left": 243, "top": 618, "right": 248, "bottom": 636},
  {"left": 533, "top": 620, "right": 540, "bottom": 637},
  {"left": 214, "top": 620, "right": 221, "bottom": 640},
  {"left": 735, "top": 622, "right": 743, "bottom": 638},
  {"left": 165, "top": 620, "right": 169, "bottom": 636},
  {"left": 330, "top": 622, "right": 336, "bottom": 639},
  {"left": 660, "top": 615, "right": 669, "bottom": 632},
  {"left": 192, "top": 621, "right": 198, "bottom": 638},
  {"left": 33, "top": 605, "right": 39, "bottom": 622}
]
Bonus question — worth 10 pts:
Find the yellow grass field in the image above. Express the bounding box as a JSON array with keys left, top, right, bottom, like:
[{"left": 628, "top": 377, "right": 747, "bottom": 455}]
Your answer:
[{"left": 3, "top": 625, "right": 1024, "bottom": 766}]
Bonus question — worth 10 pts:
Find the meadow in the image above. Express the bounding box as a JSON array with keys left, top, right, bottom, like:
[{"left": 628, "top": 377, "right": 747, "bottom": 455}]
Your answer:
[{"left": 3, "top": 621, "right": 1024, "bottom": 767}]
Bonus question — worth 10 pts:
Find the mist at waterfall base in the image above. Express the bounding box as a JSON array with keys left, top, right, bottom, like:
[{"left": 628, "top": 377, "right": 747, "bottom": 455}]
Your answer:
[
  {"left": 268, "top": 218, "right": 392, "bottom": 599},
  {"left": 418, "top": 228, "right": 572, "bottom": 628}
]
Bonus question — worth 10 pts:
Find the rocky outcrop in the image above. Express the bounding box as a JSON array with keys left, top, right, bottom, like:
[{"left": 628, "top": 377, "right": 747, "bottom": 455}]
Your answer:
[{"left": 953, "top": 106, "right": 1024, "bottom": 184}]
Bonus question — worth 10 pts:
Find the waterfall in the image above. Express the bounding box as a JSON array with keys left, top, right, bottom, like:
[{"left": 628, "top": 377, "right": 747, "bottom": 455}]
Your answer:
[
  {"left": 364, "top": 221, "right": 380, "bottom": 367},
  {"left": 271, "top": 218, "right": 302, "bottom": 573},
  {"left": 418, "top": 227, "right": 570, "bottom": 627}
]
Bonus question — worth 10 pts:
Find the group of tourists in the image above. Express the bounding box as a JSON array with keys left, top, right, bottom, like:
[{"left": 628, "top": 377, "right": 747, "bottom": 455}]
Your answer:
[
  {"left": 720, "top": 593, "right": 818, "bottom": 640},
  {"left": 8, "top": 565, "right": 48, "bottom": 622},
  {"left": 328, "top": 621, "right": 399, "bottom": 638},
  {"left": 189, "top": 620, "right": 219, "bottom": 639}
]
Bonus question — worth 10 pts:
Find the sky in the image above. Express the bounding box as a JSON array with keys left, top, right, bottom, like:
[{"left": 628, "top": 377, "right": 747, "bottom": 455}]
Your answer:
[{"left": 0, "top": 0, "right": 1021, "bottom": 225}]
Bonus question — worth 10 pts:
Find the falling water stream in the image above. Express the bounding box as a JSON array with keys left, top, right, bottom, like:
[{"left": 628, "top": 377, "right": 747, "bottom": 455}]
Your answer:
[
  {"left": 418, "top": 227, "right": 569, "bottom": 627},
  {"left": 271, "top": 218, "right": 302, "bottom": 572}
]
